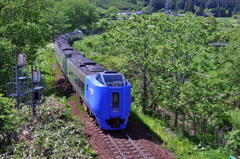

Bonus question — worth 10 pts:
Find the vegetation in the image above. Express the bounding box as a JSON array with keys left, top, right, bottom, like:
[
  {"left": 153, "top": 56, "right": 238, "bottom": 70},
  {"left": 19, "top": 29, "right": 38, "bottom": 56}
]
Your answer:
[
  {"left": 0, "top": 95, "right": 15, "bottom": 153},
  {"left": 0, "top": 44, "right": 97, "bottom": 157},
  {"left": 74, "top": 13, "right": 240, "bottom": 158},
  {"left": 90, "top": 0, "right": 240, "bottom": 14},
  {"left": 91, "top": 0, "right": 140, "bottom": 10},
  {"left": 0, "top": 0, "right": 98, "bottom": 94},
  {"left": 1, "top": 0, "right": 240, "bottom": 158},
  {"left": 0, "top": 96, "right": 96, "bottom": 158}
]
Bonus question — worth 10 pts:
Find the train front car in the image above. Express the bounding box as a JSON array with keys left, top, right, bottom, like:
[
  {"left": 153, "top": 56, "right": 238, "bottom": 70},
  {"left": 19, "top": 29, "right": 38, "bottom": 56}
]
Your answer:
[{"left": 85, "top": 71, "right": 131, "bottom": 130}]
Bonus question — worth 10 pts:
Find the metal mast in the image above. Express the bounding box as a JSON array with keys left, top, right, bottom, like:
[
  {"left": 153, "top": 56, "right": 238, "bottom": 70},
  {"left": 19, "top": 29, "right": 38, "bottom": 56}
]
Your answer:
[{"left": 165, "top": 0, "right": 171, "bottom": 13}]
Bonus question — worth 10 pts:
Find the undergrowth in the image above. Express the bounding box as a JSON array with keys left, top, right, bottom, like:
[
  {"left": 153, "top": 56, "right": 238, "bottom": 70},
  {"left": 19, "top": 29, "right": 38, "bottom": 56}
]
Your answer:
[
  {"left": 34, "top": 43, "right": 59, "bottom": 96},
  {"left": 0, "top": 43, "right": 96, "bottom": 158},
  {"left": 130, "top": 103, "right": 229, "bottom": 159},
  {"left": 0, "top": 96, "right": 96, "bottom": 158}
]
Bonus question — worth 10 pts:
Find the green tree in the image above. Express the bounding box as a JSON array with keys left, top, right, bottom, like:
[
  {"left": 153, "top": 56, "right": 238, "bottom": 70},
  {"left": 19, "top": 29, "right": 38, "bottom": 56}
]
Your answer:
[
  {"left": 0, "top": 39, "right": 16, "bottom": 93},
  {"left": 225, "top": 130, "right": 240, "bottom": 157},
  {"left": 99, "top": 18, "right": 109, "bottom": 32},
  {"left": 188, "top": 0, "right": 195, "bottom": 13},
  {"left": 43, "top": 0, "right": 71, "bottom": 41},
  {"left": 198, "top": 2, "right": 204, "bottom": 16},
  {"left": 108, "top": 6, "right": 119, "bottom": 13},
  {"left": 159, "top": 13, "right": 229, "bottom": 128},
  {"left": 181, "top": 74, "right": 230, "bottom": 143},
  {"left": 59, "top": 0, "right": 98, "bottom": 33},
  {"left": 0, "top": 95, "right": 15, "bottom": 134},
  {"left": 105, "top": 14, "right": 168, "bottom": 114},
  {"left": 0, "top": 0, "right": 51, "bottom": 94},
  {"left": 184, "top": 1, "right": 188, "bottom": 13},
  {"left": 0, "top": 0, "right": 50, "bottom": 59},
  {"left": 105, "top": 13, "right": 231, "bottom": 125},
  {"left": 0, "top": 94, "right": 15, "bottom": 152}
]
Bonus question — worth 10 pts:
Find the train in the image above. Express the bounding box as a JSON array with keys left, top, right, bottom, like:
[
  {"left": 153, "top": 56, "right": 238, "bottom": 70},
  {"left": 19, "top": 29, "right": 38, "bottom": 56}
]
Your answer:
[{"left": 54, "top": 30, "right": 131, "bottom": 130}]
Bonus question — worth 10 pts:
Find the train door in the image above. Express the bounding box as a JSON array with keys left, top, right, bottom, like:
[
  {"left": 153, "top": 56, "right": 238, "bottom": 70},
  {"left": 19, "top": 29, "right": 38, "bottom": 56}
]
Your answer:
[{"left": 109, "top": 90, "right": 122, "bottom": 117}]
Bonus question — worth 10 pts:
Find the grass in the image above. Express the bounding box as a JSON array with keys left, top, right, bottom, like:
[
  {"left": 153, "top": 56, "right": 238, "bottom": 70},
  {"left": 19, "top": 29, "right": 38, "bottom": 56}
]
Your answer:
[
  {"left": 34, "top": 43, "right": 56, "bottom": 96},
  {"left": 70, "top": 96, "right": 78, "bottom": 102},
  {"left": 69, "top": 96, "right": 85, "bottom": 113},
  {"left": 230, "top": 108, "right": 240, "bottom": 129},
  {"left": 216, "top": 17, "right": 240, "bottom": 27}
]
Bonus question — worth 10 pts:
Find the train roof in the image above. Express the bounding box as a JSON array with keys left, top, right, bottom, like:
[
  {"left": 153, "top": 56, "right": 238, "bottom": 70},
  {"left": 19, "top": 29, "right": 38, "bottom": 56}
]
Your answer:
[{"left": 55, "top": 31, "right": 107, "bottom": 76}]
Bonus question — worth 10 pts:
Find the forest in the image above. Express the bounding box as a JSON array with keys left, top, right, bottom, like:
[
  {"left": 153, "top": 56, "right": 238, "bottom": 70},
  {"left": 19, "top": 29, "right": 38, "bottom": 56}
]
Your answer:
[
  {"left": 91, "top": 0, "right": 240, "bottom": 14},
  {"left": 1, "top": 0, "right": 240, "bottom": 158}
]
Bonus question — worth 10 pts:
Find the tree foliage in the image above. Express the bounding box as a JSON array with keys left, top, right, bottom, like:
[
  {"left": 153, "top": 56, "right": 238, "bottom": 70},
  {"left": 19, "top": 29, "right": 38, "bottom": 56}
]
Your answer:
[
  {"left": 0, "top": 0, "right": 51, "bottom": 93},
  {"left": 0, "top": 0, "right": 99, "bottom": 94},
  {"left": 105, "top": 13, "right": 235, "bottom": 145},
  {"left": 108, "top": 6, "right": 119, "bottom": 13},
  {"left": 225, "top": 130, "right": 240, "bottom": 157},
  {"left": 0, "top": 94, "right": 15, "bottom": 134},
  {"left": 0, "top": 94, "right": 15, "bottom": 153},
  {"left": 59, "top": 0, "right": 98, "bottom": 33},
  {"left": 91, "top": 0, "right": 240, "bottom": 14}
]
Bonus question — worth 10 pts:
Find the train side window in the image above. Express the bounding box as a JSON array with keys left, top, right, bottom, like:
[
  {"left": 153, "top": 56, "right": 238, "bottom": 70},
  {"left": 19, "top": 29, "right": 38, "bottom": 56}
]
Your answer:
[
  {"left": 96, "top": 74, "right": 104, "bottom": 85},
  {"left": 96, "top": 74, "right": 100, "bottom": 80},
  {"left": 86, "top": 84, "right": 88, "bottom": 91},
  {"left": 80, "top": 80, "right": 84, "bottom": 92},
  {"left": 98, "top": 76, "right": 104, "bottom": 84}
]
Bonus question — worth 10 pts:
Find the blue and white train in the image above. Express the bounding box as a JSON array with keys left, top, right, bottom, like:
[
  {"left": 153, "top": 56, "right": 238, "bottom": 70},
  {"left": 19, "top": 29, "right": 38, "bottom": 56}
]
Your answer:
[{"left": 55, "top": 31, "right": 131, "bottom": 130}]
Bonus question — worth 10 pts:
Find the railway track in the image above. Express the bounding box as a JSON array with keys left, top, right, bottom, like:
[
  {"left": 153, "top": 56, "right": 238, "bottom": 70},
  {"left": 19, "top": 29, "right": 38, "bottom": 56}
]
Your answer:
[
  {"left": 73, "top": 80, "right": 153, "bottom": 158},
  {"left": 97, "top": 127, "right": 153, "bottom": 159}
]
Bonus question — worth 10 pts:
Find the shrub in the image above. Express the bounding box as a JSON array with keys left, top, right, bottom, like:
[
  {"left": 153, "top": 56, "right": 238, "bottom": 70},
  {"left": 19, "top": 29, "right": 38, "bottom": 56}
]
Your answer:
[
  {"left": 0, "top": 94, "right": 16, "bottom": 153},
  {"left": 225, "top": 129, "right": 240, "bottom": 157},
  {"left": 1, "top": 96, "right": 96, "bottom": 158},
  {"left": 0, "top": 94, "right": 15, "bottom": 134},
  {"left": 232, "top": 14, "right": 240, "bottom": 19}
]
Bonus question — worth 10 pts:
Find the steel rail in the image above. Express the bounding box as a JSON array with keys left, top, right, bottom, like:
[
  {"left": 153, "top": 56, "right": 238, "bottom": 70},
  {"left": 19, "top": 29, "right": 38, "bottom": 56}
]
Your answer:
[
  {"left": 123, "top": 131, "right": 150, "bottom": 159},
  {"left": 107, "top": 133, "right": 128, "bottom": 159}
]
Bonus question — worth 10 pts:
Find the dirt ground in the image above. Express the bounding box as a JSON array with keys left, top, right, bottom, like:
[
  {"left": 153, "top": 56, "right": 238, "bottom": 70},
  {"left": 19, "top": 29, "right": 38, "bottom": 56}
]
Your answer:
[{"left": 52, "top": 60, "right": 175, "bottom": 159}]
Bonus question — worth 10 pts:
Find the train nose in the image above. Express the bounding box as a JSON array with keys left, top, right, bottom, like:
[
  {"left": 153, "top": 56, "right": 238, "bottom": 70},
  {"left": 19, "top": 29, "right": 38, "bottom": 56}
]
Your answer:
[
  {"left": 110, "top": 90, "right": 122, "bottom": 116},
  {"left": 105, "top": 118, "right": 125, "bottom": 128}
]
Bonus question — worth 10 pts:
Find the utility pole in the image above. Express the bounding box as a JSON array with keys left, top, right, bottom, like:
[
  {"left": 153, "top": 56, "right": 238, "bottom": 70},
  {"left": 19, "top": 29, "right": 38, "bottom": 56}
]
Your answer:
[
  {"left": 92, "top": 29, "right": 93, "bottom": 39},
  {"left": 150, "top": 0, "right": 153, "bottom": 15},
  {"left": 102, "top": 27, "right": 104, "bottom": 54},
  {"left": 218, "top": 0, "right": 221, "bottom": 17},
  {"left": 165, "top": 0, "right": 171, "bottom": 14}
]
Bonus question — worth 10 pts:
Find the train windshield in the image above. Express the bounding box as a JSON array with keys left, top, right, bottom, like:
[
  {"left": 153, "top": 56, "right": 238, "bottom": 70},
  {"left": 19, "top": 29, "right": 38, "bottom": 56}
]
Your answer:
[{"left": 102, "top": 75, "right": 124, "bottom": 86}]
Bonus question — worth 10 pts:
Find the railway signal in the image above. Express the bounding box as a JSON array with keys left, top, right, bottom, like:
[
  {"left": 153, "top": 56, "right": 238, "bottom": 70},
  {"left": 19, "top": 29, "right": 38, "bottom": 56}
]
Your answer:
[{"left": 6, "top": 50, "right": 45, "bottom": 116}]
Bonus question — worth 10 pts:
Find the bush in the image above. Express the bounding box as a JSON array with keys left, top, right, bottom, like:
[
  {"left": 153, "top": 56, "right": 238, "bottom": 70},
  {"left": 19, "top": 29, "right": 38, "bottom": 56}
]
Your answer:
[
  {"left": 233, "top": 14, "right": 240, "bottom": 19},
  {"left": 73, "top": 35, "right": 102, "bottom": 55},
  {"left": 225, "top": 129, "right": 240, "bottom": 157},
  {"left": 0, "top": 94, "right": 15, "bottom": 134},
  {"left": 1, "top": 96, "right": 96, "bottom": 158},
  {"left": 0, "top": 94, "right": 15, "bottom": 153},
  {"left": 108, "top": 6, "right": 119, "bottom": 13}
]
